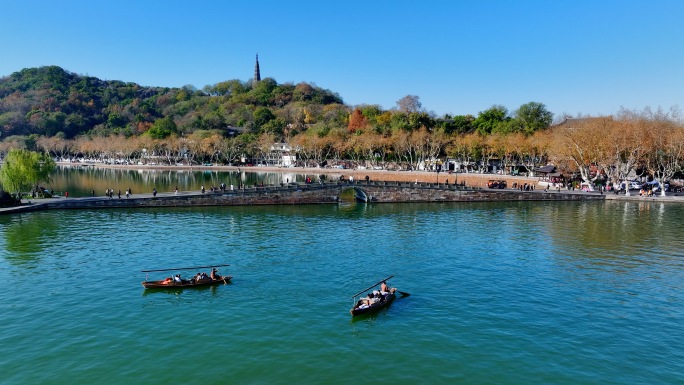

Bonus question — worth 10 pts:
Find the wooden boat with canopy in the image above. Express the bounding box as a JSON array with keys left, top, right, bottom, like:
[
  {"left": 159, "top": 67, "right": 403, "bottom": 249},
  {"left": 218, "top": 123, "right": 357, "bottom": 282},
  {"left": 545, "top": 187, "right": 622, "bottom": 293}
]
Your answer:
[
  {"left": 350, "top": 275, "right": 405, "bottom": 316},
  {"left": 141, "top": 264, "right": 232, "bottom": 289}
]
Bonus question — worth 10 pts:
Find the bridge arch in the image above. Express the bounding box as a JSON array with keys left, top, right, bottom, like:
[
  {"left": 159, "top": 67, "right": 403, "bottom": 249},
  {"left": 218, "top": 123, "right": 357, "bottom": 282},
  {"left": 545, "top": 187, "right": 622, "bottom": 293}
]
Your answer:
[
  {"left": 337, "top": 186, "right": 369, "bottom": 203},
  {"left": 353, "top": 187, "right": 368, "bottom": 202}
]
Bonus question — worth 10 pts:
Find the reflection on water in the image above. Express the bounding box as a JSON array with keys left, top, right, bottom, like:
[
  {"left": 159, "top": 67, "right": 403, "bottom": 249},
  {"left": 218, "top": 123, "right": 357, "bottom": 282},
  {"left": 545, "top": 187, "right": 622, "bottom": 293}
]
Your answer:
[
  {"left": 48, "top": 165, "right": 325, "bottom": 197},
  {"left": 551, "top": 201, "right": 682, "bottom": 268},
  {"left": 141, "top": 282, "right": 225, "bottom": 297},
  {"left": 1, "top": 213, "right": 60, "bottom": 267},
  {"left": 1, "top": 201, "right": 683, "bottom": 384}
]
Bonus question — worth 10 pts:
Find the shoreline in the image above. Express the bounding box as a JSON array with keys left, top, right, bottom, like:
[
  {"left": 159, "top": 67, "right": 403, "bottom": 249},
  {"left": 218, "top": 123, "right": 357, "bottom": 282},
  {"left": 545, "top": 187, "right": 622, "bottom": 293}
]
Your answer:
[
  {"left": 1, "top": 163, "right": 681, "bottom": 215},
  {"left": 63, "top": 162, "right": 684, "bottom": 199}
]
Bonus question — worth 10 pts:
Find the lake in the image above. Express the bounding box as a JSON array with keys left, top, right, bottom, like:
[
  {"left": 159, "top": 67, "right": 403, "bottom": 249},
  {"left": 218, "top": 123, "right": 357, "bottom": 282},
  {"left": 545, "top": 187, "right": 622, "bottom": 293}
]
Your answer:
[
  {"left": 45, "top": 165, "right": 321, "bottom": 197},
  {"left": 1, "top": 198, "right": 683, "bottom": 384}
]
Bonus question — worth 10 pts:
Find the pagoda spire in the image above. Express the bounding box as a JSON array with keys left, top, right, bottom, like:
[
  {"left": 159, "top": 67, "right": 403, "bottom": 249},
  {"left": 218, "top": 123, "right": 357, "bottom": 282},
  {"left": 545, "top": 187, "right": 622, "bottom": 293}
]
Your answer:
[{"left": 254, "top": 54, "right": 261, "bottom": 87}]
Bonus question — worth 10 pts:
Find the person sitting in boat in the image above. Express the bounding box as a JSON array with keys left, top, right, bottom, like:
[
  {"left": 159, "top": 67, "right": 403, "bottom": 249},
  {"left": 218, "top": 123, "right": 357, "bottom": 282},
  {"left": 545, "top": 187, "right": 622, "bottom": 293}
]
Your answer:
[
  {"left": 358, "top": 293, "right": 375, "bottom": 308},
  {"left": 380, "top": 281, "right": 397, "bottom": 295},
  {"left": 210, "top": 268, "right": 219, "bottom": 280},
  {"left": 173, "top": 274, "right": 182, "bottom": 283}
]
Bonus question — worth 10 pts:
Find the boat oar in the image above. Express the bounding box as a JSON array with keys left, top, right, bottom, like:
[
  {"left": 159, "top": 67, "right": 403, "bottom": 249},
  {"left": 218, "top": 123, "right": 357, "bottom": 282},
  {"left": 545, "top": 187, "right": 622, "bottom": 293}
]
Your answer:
[
  {"left": 351, "top": 275, "right": 394, "bottom": 298},
  {"left": 141, "top": 263, "right": 230, "bottom": 273}
]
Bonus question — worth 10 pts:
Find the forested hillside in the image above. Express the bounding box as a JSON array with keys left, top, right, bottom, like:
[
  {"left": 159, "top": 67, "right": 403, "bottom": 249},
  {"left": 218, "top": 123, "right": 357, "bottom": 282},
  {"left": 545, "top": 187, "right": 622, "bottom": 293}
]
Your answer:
[{"left": 0, "top": 65, "right": 344, "bottom": 139}]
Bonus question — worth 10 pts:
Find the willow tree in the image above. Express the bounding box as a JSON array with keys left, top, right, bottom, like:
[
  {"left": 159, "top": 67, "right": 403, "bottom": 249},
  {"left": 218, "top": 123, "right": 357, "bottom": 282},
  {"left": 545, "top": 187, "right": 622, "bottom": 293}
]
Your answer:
[{"left": 0, "top": 149, "right": 56, "bottom": 197}]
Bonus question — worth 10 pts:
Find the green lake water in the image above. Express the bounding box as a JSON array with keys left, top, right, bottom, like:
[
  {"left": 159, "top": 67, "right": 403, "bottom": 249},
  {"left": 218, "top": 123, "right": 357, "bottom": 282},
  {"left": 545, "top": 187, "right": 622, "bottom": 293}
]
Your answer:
[{"left": 1, "top": 199, "right": 683, "bottom": 384}]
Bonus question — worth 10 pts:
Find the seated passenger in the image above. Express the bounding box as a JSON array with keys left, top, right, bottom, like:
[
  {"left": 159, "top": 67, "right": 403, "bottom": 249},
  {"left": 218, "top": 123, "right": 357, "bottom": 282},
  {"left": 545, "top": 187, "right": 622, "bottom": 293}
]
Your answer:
[
  {"left": 361, "top": 293, "right": 374, "bottom": 306},
  {"left": 369, "top": 293, "right": 380, "bottom": 304},
  {"left": 380, "top": 281, "right": 397, "bottom": 294},
  {"left": 173, "top": 274, "right": 182, "bottom": 283},
  {"left": 210, "top": 268, "right": 219, "bottom": 280}
]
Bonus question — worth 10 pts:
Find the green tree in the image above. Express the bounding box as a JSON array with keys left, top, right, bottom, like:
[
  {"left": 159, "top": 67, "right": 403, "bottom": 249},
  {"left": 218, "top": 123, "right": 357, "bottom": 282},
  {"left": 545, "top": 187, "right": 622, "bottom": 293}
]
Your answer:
[
  {"left": 514, "top": 102, "right": 553, "bottom": 134},
  {"left": 251, "top": 78, "right": 278, "bottom": 105},
  {"left": 473, "top": 105, "right": 509, "bottom": 135},
  {"left": 147, "top": 116, "right": 178, "bottom": 139},
  {"left": 442, "top": 115, "right": 474, "bottom": 135},
  {"left": 390, "top": 111, "right": 410, "bottom": 131},
  {"left": 253, "top": 107, "right": 276, "bottom": 132},
  {"left": 358, "top": 104, "right": 382, "bottom": 125},
  {"left": 408, "top": 112, "right": 435, "bottom": 130},
  {"left": 492, "top": 119, "right": 523, "bottom": 134},
  {"left": 261, "top": 118, "right": 286, "bottom": 137},
  {"left": 0, "top": 148, "right": 56, "bottom": 197}
]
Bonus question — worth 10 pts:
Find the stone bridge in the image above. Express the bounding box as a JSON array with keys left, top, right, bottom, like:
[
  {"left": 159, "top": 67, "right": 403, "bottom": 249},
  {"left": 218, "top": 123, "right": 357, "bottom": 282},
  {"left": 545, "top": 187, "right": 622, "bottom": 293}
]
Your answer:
[{"left": 3, "top": 181, "right": 606, "bottom": 214}]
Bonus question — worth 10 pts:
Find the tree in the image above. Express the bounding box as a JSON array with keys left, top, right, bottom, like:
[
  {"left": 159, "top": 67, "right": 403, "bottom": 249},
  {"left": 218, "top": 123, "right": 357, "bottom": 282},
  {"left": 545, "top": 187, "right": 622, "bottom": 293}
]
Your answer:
[
  {"left": 442, "top": 115, "right": 474, "bottom": 135},
  {"left": 209, "top": 79, "right": 248, "bottom": 96},
  {"left": 548, "top": 118, "right": 602, "bottom": 190},
  {"left": 514, "top": 102, "right": 553, "bottom": 134},
  {"left": 219, "top": 136, "right": 244, "bottom": 165},
  {"left": 641, "top": 114, "right": 684, "bottom": 196},
  {"left": 396, "top": 95, "right": 422, "bottom": 114},
  {"left": 293, "top": 82, "right": 316, "bottom": 102},
  {"left": 0, "top": 148, "right": 56, "bottom": 197},
  {"left": 408, "top": 112, "right": 435, "bottom": 130},
  {"left": 261, "top": 117, "right": 286, "bottom": 137},
  {"left": 147, "top": 116, "right": 178, "bottom": 139},
  {"left": 253, "top": 107, "right": 276, "bottom": 133},
  {"left": 473, "top": 105, "right": 509, "bottom": 135},
  {"left": 348, "top": 108, "right": 367, "bottom": 133}
]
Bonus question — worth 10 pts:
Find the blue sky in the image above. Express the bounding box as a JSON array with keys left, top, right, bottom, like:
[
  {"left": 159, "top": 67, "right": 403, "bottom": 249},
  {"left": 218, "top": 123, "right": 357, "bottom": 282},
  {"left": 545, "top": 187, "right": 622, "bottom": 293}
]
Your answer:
[{"left": 2, "top": 0, "right": 683, "bottom": 120}]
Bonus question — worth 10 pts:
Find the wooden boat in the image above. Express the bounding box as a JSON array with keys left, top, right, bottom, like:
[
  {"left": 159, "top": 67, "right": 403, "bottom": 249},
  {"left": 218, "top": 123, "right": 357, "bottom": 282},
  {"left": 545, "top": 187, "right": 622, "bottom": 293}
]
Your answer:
[
  {"left": 349, "top": 275, "right": 400, "bottom": 316},
  {"left": 142, "top": 275, "right": 232, "bottom": 289},
  {"left": 140, "top": 263, "right": 232, "bottom": 289},
  {"left": 350, "top": 291, "right": 396, "bottom": 316}
]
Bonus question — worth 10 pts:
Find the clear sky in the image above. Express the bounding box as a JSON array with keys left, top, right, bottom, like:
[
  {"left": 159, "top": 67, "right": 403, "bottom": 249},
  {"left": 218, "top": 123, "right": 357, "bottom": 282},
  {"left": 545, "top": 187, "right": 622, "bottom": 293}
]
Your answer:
[{"left": 2, "top": 0, "right": 683, "bottom": 120}]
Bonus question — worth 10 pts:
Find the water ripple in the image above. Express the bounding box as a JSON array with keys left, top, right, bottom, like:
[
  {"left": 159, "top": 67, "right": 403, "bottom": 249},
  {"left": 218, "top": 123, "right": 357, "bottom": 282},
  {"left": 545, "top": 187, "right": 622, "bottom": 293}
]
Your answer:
[{"left": 1, "top": 201, "right": 683, "bottom": 384}]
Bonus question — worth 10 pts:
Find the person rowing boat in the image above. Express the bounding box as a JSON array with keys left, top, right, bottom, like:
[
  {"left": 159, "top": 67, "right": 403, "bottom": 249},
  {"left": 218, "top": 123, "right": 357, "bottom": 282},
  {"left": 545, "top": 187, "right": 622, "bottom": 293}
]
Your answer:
[
  {"left": 141, "top": 264, "right": 232, "bottom": 289},
  {"left": 350, "top": 276, "right": 403, "bottom": 316},
  {"left": 380, "top": 280, "right": 397, "bottom": 294}
]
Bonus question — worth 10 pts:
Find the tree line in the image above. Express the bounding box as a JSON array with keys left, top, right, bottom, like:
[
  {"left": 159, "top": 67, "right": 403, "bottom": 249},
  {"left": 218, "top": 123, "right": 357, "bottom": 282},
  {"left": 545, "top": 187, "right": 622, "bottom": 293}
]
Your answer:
[{"left": 1, "top": 66, "right": 683, "bottom": 196}]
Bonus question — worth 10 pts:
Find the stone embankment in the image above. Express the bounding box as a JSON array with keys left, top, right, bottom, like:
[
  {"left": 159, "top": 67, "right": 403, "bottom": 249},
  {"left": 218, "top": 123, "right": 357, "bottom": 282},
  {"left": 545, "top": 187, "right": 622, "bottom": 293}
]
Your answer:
[{"left": 1, "top": 181, "right": 611, "bottom": 215}]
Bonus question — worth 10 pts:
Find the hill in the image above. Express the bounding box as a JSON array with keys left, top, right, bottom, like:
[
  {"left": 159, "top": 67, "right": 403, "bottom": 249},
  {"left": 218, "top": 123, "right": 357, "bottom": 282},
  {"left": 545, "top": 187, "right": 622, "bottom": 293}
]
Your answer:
[{"left": 0, "top": 66, "right": 344, "bottom": 139}]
